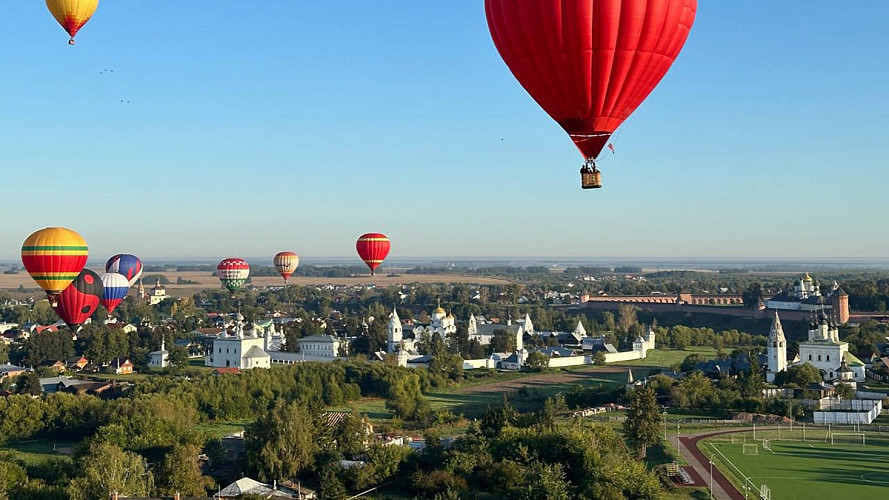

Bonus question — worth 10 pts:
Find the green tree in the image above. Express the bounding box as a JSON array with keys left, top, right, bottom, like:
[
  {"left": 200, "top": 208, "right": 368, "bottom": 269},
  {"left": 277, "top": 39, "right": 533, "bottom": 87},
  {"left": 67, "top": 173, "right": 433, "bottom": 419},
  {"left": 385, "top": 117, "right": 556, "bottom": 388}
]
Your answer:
[
  {"left": 601, "top": 311, "right": 616, "bottom": 331},
  {"left": 23, "top": 332, "right": 74, "bottom": 367},
  {"left": 0, "top": 343, "right": 8, "bottom": 364},
  {"left": 168, "top": 347, "right": 189, "bottom": 367},
  {"left": 333, "top": 411, "right": 369, "bottom": 458},
  {"left": 835, "top": 383, "right": 855, "bottom": 399},
  {"left": 489, "top": 329, "right": 516, "bottom": 354},
  {"left": 245, "top": 400, "right": 317, "bottom": 482},
  {"left": 524, "top": 351, "right": 549, "bottom": 372},
  {"left": 155, "top": 443, "right": 215, "bottom": 497},
  {"left": 67, "top": 442, "right": 152, "bottom": 500},
  {"left": 623, "top": 386, "right": 659, "bottom": 458},
  {"left": 774, "top": 363, "right": 822, "bottom": 387},
  {"left": 385, "top": 374, "right": 430, "bottom": 421},
  {"left": 593, "top": 350, "right": 607, "bottom": 365},
  {"left": 680, "top": 353, "right": 707, "bottom": 372},
  {"left": 15, "top": 372, "right": 42, "bottom": 396},
  {"left": 617, "top": 304, "right": 638, "bottom": 334}
]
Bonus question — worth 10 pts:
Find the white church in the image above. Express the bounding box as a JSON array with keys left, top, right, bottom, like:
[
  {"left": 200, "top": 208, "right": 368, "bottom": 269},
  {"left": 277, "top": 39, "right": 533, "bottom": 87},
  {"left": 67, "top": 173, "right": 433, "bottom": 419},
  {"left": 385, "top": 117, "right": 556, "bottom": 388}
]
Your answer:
[
  {"left": 204, "top": 313, "right": 273, "bottom": 370},
  {"left": 767, "top": 311, "right": 865, "bottom": 384},
  {"left": 386, "top": 303, "right": 457, "bottom": 354}
]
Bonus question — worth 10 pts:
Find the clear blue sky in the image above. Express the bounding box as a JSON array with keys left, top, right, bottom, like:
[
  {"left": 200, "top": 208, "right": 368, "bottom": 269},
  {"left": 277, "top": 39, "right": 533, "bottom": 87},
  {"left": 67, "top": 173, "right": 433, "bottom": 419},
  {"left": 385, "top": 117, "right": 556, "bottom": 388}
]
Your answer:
[{"left": 2, "top": 1, "right": 888, "bottom": 262}]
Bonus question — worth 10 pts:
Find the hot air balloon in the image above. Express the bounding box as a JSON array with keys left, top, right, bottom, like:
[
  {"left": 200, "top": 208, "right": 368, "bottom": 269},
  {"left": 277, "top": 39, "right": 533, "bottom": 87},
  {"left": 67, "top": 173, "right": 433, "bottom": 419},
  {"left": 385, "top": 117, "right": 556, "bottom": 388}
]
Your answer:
[
  {"left": 45, "top": 0, "right": 99, "bottom": 45},
  {"left": 53, "top": 269, "right": 103, "bottom": 329},
  {"left": 274, "top": 252, "right": 299, "bottom": 284},
  {"left": 356, "top": 233, "right": 390, "bottom": 276},
  {"left": 217, "top": 258, "right": 250, "bottom": 293},
  {"left": 105, "top": 254, "right": 143, "bottom": 287},
  {"left": 21, "top": 227, "right": 89, "bottom": 306},
  {"left": 100, "top": 272, "right": 129, "bottom": 314},
  {"left": 485, "top": 0, "right": 697, "bottom": 189}
]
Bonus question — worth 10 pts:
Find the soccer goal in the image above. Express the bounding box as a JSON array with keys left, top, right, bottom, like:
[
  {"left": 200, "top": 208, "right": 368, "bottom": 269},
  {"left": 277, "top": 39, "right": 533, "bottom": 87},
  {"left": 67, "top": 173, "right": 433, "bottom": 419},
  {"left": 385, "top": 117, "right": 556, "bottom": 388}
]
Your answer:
[
  {"left": 743, "top": 443, "right": 759, "bottom": 455},
  {"left": 830, "top": 432, "right": 866, "bottom": 445},
  {"left": 762, "top": 439, "right": 771, "bottom": 452},
  {"left": 760, "top": 484, "right": 772, "bottom": 500}
]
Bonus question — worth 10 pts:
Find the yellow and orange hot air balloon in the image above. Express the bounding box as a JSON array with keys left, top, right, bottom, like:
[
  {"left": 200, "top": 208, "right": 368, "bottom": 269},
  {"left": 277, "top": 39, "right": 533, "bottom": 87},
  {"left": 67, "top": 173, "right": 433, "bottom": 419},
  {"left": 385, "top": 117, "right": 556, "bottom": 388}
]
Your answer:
[
  {"left": 45, "top": 0, "right": 99, "bottom": 45},
  {"left": 274, "top": 251, "right": 300, "bottom": 285},
  {"left": 21, "top": 227, "right": 89, "bottom": 306}
]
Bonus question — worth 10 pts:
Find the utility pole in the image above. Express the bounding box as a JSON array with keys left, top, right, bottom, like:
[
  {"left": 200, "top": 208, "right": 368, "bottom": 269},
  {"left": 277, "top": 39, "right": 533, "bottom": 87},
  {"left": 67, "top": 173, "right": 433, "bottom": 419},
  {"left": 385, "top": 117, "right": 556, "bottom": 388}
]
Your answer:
[{"left": 709, "top": 460, "right": 714, "bottom": 499}]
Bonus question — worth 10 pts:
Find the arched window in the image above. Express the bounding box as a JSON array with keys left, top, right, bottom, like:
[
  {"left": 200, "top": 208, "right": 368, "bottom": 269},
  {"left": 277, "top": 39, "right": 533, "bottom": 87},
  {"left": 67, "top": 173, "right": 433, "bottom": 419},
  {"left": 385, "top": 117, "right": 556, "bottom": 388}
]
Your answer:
[{"left": 818, "top": 355, "right": 822, "bottom": 361}]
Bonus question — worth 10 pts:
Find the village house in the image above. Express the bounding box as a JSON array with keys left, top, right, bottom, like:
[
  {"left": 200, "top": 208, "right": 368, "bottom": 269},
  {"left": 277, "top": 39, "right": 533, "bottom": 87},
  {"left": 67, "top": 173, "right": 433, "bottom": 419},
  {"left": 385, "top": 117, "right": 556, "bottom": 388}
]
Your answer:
[{"left": 109, "top": 357, "right": 134, "bottom": 375}]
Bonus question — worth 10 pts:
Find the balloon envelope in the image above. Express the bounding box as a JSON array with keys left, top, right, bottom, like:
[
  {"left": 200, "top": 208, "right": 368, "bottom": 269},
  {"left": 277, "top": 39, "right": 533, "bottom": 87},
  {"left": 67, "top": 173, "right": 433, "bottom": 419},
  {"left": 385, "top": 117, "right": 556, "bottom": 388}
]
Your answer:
[
  {"left": 105, "top": 254, "right": 143, "bottom": 287},
  {"left": 21, "top": 227, "right": 89, "bottom": 297},
  {"left": 45, "top": 0, "right": 99, "bottom": 42},
  {"left": 100, "top": 272, "right": 129, "bottom": 314},
  {"left": 274, "top": 252, "right": 299, "bottom": 283},
  {"left": 217, "top": 258, "right": 250, "bottom": 293},
  {"left": 53, "top": 269, "right": 103, "bottom": 329},
  {"left": 356, "top": 233, "right": 390, "bottom": 276},
  {"left": 485, "top": 0, "right": 697, "bottom": 160}
]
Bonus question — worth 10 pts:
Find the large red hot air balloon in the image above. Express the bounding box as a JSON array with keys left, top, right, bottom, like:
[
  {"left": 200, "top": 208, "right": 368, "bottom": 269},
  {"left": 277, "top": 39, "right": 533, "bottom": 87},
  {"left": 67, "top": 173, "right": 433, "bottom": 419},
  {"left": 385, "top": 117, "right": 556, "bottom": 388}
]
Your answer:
[
  {"left": 356, "top": 233, "right": 390, "bottom": 276},
  {"left": 485, "top": 0, "right": 697, "bottom": 189},
  {"left": 53, "top": 269, "right": 103, "bottom": 329}
]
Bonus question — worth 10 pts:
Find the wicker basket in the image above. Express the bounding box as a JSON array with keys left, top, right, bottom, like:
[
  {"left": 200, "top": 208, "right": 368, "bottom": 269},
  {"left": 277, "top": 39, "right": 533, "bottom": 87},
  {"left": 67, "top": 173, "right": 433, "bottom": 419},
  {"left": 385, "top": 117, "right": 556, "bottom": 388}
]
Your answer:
[{"left": 581, "top": 169, "right": 602, "bottom": 189}]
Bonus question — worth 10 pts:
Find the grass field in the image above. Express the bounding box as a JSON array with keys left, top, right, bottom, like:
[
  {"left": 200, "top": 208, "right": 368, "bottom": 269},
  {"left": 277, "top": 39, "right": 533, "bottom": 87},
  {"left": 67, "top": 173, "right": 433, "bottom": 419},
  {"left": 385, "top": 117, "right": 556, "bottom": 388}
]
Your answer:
[
  {"left": 615, "top": 346, "right": 719, "bottom": 369},
  {"left": 0, "top": 439, "right": 76, "bottom": 466},
  {"left": 701, "top": 429, "right": 889, "bottom": 499},
  {"left": 334, "top": 367, "right": 630, "bottom": 422},
  {"left": 195, "top": 420, "right": 251, "bottom": 438},
  {"left": 0, "top": 269, "right": 512, "bottom": 299}
]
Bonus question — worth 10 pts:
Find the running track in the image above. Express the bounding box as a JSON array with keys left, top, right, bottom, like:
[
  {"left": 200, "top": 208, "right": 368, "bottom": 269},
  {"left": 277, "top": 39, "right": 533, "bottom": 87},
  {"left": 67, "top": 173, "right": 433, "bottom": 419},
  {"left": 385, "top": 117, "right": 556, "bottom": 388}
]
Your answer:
[{"left": 676, "top": 427, "right": 779, "bottom": 500}]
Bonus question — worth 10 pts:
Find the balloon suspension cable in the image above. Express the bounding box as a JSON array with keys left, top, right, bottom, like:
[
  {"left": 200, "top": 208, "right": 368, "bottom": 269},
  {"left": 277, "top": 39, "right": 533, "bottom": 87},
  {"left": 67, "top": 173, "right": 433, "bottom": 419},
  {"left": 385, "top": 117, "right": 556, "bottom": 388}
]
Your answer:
[{"left": 580, "top": 158, "right": 602, "bottom": 189}]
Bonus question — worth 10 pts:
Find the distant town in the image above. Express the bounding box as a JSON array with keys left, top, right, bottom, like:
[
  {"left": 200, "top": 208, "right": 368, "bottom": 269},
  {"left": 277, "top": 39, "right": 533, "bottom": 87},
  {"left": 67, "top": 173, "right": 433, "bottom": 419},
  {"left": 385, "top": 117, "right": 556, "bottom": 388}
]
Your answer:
[{"left": 2, "top": 263, "right": 889, "bottom": 499}]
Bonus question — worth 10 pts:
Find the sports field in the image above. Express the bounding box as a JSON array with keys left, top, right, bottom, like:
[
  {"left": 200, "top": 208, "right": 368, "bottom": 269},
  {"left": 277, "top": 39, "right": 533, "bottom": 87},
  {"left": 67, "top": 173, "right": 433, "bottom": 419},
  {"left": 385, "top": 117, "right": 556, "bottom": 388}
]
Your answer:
[{"left": 700, "top": 428, "right": 889, "bottom": 499}]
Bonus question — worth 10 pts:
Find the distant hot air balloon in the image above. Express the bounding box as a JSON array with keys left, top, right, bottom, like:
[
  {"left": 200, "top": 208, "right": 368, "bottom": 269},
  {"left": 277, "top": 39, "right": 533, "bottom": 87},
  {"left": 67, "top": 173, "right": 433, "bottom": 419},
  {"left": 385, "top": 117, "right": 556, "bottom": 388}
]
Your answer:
[
  {"left": 356, "top": 233, "right": 390, "bottom": 276},
  {"left": 100, "top": 272, "right": 129, "bottom": 314},
  {"left": 45, "top": 0, "right": 99, "bottom": 45},
  {"left": 53, "top": 269, "right": 103, "bottom": 329},
  {"left": 105, "top": 254, "right": 143, "bottom": 287},
  {"left": 274, "top": 252, "right": 299, "bottom": 284},
  {"left": 217, "top": 258, "right": 250, "bottom": 293},
  {"left": 21, "top": 227, "right": 89, "bottom": 306},
  {"left": 485, "top": 0, "right": 697, "bottom": 189}
]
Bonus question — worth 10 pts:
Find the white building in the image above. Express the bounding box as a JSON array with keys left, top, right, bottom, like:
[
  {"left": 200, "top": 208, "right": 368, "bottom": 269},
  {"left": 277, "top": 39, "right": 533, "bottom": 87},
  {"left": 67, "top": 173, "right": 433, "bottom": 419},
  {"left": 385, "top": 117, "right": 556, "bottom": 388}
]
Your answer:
[
  {"left": 146, "top": 278, "right": 169, "bottom": 306},
  {"left": 766, "top": 312, "right": 787, "bottom": 383},
  {"left": 297, "top": 334, "right": 346, "bottom": 359},
  {"left": 148, "top": 338, "right": 169, "bottom": 368},
  {"left": 467, "top": 314, "right": 525, "bottom": 346},
  {"left": 387, "top": 308, "right": 410, "bottom": 354},
  {"left": 768, "top": 310, "right": 866, "bottom": 384},
  {"left": 204, "top": 314, "right": 271, "bottom": 370}
]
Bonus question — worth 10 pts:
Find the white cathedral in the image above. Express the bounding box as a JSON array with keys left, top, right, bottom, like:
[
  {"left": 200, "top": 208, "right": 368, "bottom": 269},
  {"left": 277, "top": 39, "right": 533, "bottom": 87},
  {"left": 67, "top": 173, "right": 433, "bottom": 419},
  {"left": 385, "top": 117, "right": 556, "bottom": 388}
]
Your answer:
[
  {"left": 767, "top": 311, "right": 865, "bottom": 384},
  {"left": 387, "top": 303, "right": 457, "bottom": 354},
  {"left": 204, "top": 313, "right": 276, "bottom": 369}
]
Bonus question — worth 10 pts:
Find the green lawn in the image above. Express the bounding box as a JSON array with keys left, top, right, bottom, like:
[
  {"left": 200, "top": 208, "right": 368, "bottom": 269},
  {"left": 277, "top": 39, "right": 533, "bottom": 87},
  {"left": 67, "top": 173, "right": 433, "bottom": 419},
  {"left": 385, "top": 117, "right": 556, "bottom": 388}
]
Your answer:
[
  {"left": 700, "top": 431, "right": 889, "bottom": 499},
  {"left": 0, "top": 439, "right": 76, "bottom": 466},
  {"left": 614, "top": 347, "right": 718, "bottom": 369},
  {"left": 334, "top": 368, "right": 628, "bottom": 421},
  {"left": 195, "top": 420, "right": 251, "bottom": 439}
]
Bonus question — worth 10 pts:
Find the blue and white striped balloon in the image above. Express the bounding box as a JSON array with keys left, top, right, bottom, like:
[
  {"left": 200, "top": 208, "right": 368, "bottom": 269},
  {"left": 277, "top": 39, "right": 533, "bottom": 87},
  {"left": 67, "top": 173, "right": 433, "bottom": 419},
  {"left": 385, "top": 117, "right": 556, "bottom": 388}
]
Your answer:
[{"left": 100, "top": 272, "right": 130, "bottom": 314}]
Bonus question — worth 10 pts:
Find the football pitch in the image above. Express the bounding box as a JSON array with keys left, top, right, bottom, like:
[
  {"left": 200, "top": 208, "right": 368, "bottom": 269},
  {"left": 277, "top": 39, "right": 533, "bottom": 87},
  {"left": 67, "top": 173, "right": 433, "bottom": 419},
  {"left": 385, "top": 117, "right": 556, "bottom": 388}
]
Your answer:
[{"left": 701, "top": 429, "right": 889, "bottom": 499}]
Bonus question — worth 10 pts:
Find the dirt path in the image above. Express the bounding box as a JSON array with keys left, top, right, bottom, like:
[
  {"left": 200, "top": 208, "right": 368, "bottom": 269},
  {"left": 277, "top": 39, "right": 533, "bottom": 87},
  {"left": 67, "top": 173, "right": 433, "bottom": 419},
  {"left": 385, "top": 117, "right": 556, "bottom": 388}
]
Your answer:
[{"left": 458, "top": 366, "right": 626, "bottom": 395}]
